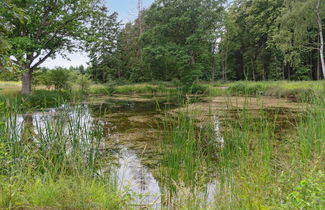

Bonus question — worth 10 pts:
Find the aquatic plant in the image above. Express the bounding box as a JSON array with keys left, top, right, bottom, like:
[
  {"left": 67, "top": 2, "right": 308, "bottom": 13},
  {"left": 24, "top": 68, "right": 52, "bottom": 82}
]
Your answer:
[{"left": 0, "top": 102, "right": 128, "bottom": 209}]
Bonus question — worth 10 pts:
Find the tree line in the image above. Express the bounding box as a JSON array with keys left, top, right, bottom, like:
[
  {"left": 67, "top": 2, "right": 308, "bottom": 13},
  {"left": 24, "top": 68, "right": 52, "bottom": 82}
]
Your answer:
[
  {"left": 90, "top": 0, "right": 324, "bottom": 84},
  {"left": 0, "top": 0, "right": 324, "bottom": 94}
]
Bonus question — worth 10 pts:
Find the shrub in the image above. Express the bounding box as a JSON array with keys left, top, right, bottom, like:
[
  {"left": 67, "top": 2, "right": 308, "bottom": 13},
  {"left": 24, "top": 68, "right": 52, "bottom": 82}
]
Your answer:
[
  {"left": 0, "top": 70, "right": 19, "bottom": 81},
  {"left": 286, "top": 171, "right": 325, "bottom": 209},
  {"left": 77, "top": 75, "right": 92, "bottom": 94},
  {"left": 189, "top": 83, "right": 208, "bottom": 94},
  {"left": 228, "top": 82, "right": 266, "bottom": 96},
  {"left": 34, "top": 68, "right": 73, "bottom": 90},
  {"left": 48, "top": 68, "right": 72, "bottom": 90}
]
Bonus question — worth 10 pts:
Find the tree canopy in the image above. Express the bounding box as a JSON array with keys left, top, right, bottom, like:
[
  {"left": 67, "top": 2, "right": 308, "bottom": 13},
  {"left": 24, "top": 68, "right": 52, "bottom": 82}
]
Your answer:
[{"left": 1, "top": 0, "right": 118, "bottom": 94}]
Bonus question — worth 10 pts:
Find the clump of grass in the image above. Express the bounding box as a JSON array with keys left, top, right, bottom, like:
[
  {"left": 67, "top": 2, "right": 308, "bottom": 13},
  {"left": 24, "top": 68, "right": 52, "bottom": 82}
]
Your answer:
[
  {"left": 160, "top": 109, "right": 217, "bottom": 198},
  {"left": 227, "top": 81, "right": 266, "bottom": 96},
  {"left": 0, "top": 175, "right": 127, "bottom": 209}
]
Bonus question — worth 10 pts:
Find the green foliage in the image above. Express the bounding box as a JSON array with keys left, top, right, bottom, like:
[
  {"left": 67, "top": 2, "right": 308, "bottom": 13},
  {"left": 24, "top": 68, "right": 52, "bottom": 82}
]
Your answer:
[
  {"left": 273, "top": 0, "right": 324, "bottom": 72},
  {"left": 47, "top": 69, "right": 73, "bottom": 90},
  {"left": 188, "top": 83, "right": 208, "bottom": 94},
  {"left": 0, "top": 70, "right": 19, "bottom": 81},
  {"left": 228, "top": 82, "right": 266, "bottom": 96},
  {"left": 0, "top": 101, "right": 128, "bottom": 209},
  {"left": 293, "top": 65, "right": 312, "bottom": 81},
  {"left": 141, "top": 0, "right": 224, "bottom": 87},
  {"left": 89, "top": 0, "right": 225, "bottom": 87},
  {"left": 2, "top": 0, "right": 117, "bottom": 94},
  {"left": 0, "top": 0, "right": 25, "bottom": 67},
  {"left": 23, "top": 90, "right": 73, "bottom": 108},
  {"left": 77, "top": 75, "right": 92, "bottom": 94},
  {"left": 0, "top": 176, "right": 127, "bottom": 209},
  {"left": 34, "top": 68, "right": 93, "bottom": 92},
  {"left": 161, "top": 112, "right": 216, "bottom": 192},
  {"left": 219, "top": 0, "right": 324, "bottom": 81},
  {"left": 0, "top": 90, "right": 78, "bottom": 111},
  {"left": 286, "top": 171, "right": 325, "bottom": 209}
]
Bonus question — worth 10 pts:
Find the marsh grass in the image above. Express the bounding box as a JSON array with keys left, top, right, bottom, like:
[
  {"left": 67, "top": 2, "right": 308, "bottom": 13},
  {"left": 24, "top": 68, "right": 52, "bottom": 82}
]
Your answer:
[
  {"left": 0, "top": 90, "right": 84, "bottom": 112},
  {"left": 159, "top": 104, "right": 218, "bottom": 208},
  {"left": 160, "top": 93, "right": 324, "bottom": 209},
  {"left": 91, "top": 83, "right": 178, "bottom": 96},
  {"left": 0, "top": 101, "right": 127, "bottom": 209},
  {"left": 212, "top": 96, "right": 325, "bottom": 209},
  {"left": 225, "top": 81, "right": 325, "bottom": 102}
]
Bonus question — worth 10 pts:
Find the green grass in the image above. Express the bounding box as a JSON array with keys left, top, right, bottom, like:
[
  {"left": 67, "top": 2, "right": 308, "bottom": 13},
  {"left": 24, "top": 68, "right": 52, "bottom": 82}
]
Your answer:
[
  {"left": 0, "top": 175, "right": 126, "bottom": 209},
  {"left": 0, "top": 90, "right": 84, "bottom": 111},
  {"left": 91, "top": 83, "right": 178, "bottom": 96},
  {"left": 160, "top": 108, "right": 218, "bottom": 208},
  {"left": 0, "top": 81, "right": 21, "bottom": 97},
  {"left": 212, "top": 96, "right": 325, "bottom": 209},
  {"left": 205, "top": 81, "right": 325, "bottom": 102},
  {"left": 0, "top": 102, "right": 128, "bottom": 209},
  {"left": 160, "top": 94, "right": 325, "bottom": 209}
]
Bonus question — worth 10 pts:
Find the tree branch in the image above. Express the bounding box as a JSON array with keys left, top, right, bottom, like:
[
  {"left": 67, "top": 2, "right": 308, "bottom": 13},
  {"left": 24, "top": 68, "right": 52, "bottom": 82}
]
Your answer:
[{"left": 30, "top": 49, "right": 54, "bottom": 70}]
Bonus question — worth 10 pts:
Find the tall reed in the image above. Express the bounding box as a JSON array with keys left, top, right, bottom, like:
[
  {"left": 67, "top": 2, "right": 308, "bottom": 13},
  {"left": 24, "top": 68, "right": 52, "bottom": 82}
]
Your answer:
[{"left": 0, "top": 99, "right": 127, "bottom": 209}]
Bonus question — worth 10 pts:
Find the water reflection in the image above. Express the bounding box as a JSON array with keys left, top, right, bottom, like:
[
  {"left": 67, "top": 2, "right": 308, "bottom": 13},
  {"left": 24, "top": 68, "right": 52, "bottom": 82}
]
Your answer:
[
  {"left": 116, "top": 148, "right": 161, "bottom": 208},
  {"left": 13, "top": 99, "right": 166, "bottom": 208}
]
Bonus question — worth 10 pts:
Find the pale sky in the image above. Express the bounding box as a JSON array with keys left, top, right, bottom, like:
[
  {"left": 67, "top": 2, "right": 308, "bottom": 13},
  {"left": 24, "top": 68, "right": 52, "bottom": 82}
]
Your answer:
[{"left": 42, "top": 0, "right": 154, "bottom": 69}]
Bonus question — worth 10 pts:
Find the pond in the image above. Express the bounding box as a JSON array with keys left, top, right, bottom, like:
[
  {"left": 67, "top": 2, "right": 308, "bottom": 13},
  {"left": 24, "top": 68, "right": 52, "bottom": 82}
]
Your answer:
[{"left": 12, "top": 95, "right": 300, "bottom": 209}]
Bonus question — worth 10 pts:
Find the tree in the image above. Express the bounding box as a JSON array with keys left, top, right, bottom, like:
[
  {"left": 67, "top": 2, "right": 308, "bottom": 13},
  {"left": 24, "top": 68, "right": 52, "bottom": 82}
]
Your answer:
[
  {"left": 274, "top": 0, "right": 325, "bottom": 79},
  {"left": 0, "top": 0, "right": 25, "bottom": 67},
  {"left": 220, "top": 0, "right": 285, "bottom": 81},
  {"left": 87, "top": 6, "right": 120, "bottom": 83},
  {"left": 4, "top": 0, "right": 115, "bottom": 95},
  {"left": 141, "top": 0, "right": 225, "bottom": 86}
]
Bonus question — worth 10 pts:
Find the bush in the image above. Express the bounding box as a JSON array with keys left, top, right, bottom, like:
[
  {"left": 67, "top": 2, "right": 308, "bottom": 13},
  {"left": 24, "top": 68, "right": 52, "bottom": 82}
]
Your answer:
[
  {"left": 228, "top": 82, "right": 266, "bottom": 96},
  {"left": 0, "top": 70, "right": 19, "bottom": 81},
  {"left": 23, "top": 90, "right": 72, "bottom": 108},
  {"left": 189, "top": 83, "right": 208, "bottom": 94},
  {"left": 48, "top": 68, "right": 72, "bottom": 90},
  {"left": 286, "top": 171, "right": 325, "bottom": 209},
  {"left": 34, "top": 68, "right": 73, "bottom": 90},
  {"left": 77, "top": 75, "right": 92, "bottom": 94}
]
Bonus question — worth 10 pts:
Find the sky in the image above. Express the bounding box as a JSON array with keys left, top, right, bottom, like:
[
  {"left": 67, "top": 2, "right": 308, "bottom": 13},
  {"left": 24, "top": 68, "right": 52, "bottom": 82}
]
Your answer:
[{"left": 42, "top": 0, "right": 154, "bottom": 69}]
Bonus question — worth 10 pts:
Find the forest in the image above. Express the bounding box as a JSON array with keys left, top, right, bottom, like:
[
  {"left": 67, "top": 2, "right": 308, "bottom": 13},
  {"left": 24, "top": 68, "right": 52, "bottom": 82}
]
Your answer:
[{"left": 0, "top": 0, "right": 324, "bottom": 209}]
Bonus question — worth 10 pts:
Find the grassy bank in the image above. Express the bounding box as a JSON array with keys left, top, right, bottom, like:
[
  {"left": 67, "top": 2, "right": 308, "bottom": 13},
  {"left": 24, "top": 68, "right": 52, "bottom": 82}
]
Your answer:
[
  {"left": 207, "top": 81, "right": 325, "bottom": 101},
  {"left": 90, "top": 82, "right": 178, "bottom": 96},
  {"left": 2, "top": 80, "right": 324, "bottom": 101},
  {"left": 90, "top": 80, "right": 325, "bottom": 103},
  {"left": 0, "top": 81, "right": 86, "bottom": 111}
]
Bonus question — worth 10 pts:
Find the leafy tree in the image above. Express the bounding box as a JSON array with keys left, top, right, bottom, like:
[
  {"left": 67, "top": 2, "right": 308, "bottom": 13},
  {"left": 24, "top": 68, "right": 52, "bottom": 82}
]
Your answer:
[
  {"left": 220, "top": 0, "right": 285, "bottom": 81},
  {"left": 141, "top": 0, "right": 225, "bottom": 87},
  {"left": 87, "top": 6, "right": 120, "bottom": 82},
  {"left": 274, "top": 0, "right": 325, "bottom": 79},
  {"left": 4, "top": 0, "right": 116, "bottom": 95},
  {"left": 0, "top": 0, "right": 25, "bottom": 68}
]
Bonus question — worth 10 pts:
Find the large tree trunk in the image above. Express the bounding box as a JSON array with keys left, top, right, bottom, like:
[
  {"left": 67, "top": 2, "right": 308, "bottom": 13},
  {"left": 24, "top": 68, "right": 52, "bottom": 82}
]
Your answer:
[
  {"left": 21, "top": 70, "right": 32, "bottom": 95},
  {"left": 316, "top": 0, "right": 325, "bottom": 79}
]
